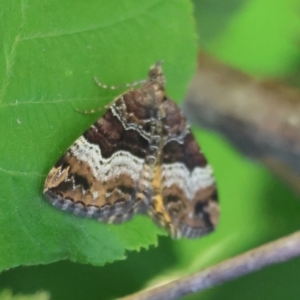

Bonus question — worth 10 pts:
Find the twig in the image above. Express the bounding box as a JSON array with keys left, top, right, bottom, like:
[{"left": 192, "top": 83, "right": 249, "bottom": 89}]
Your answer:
[{"left": 120, "top": 231, "right": 300, "bottom": 300}]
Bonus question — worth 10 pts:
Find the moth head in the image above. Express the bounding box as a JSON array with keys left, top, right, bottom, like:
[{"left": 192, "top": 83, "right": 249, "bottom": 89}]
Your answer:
[{"left": 148, "top": 60, "right": 166, "bottom": 87}]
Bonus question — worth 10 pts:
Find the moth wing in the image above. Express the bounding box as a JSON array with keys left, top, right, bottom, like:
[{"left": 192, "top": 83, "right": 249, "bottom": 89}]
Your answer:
[
  {"left": 44, "top": 98, "right": 150, "bottom": 223},
  {"left": 149, "top": 99, "right": 219, "bottom": 239}
]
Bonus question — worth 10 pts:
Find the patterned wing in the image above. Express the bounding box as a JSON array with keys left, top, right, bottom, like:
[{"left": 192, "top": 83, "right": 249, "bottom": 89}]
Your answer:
[
  {"left": 43, "top": 93, "right": 152, "bottom": 224},
  {"left": 149, "top": 99, "right": 219, "bottom": 239}
]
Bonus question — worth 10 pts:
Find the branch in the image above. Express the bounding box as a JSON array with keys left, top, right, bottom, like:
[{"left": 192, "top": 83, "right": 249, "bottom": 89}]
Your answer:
[
  {"left": 183, "top": 52, "right": 300, "bottom": 194},
  {"left": 120, "top": 231, "right": 300, "bottom": 300}
]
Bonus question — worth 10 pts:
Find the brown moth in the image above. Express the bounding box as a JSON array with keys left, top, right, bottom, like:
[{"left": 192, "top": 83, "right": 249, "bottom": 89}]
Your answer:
[{"left": 43, "top": 61, "right": 219, "bottom": 239}]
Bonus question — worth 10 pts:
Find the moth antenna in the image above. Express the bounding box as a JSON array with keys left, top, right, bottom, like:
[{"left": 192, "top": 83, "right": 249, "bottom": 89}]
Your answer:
[
  {"left": 75, "top": 106, "right": 104, "bottom": 115},
  {"left": 94, "top": 77, "right": 146, "bottom": 90}
]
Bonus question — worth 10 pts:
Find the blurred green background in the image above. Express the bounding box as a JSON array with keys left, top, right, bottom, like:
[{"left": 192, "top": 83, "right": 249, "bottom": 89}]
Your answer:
[{"left": 1, "top": 0, "right": 300, "bottom": 299}]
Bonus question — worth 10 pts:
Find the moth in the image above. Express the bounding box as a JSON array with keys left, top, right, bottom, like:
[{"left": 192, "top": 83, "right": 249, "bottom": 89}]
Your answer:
[{"left": 43, "top": 61, "right": 219, "bottom": 239}]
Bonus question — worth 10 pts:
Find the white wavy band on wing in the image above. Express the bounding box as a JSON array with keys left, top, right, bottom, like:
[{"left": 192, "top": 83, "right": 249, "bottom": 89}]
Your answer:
[
  {"left": 161, "top": 163, "right": 215, "bottom": 200},
  {"left": 70, "top": 136, "right": 144, "bottom": 182}
]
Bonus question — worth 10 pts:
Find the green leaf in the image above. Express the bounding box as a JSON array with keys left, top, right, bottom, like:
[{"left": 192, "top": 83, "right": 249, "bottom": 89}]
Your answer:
[
  {"left": 0, "top": 0, "right": 197, "bottom": 271},
  {"left": 0, "top": 290, "right": 49, "bottom": 300}
]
